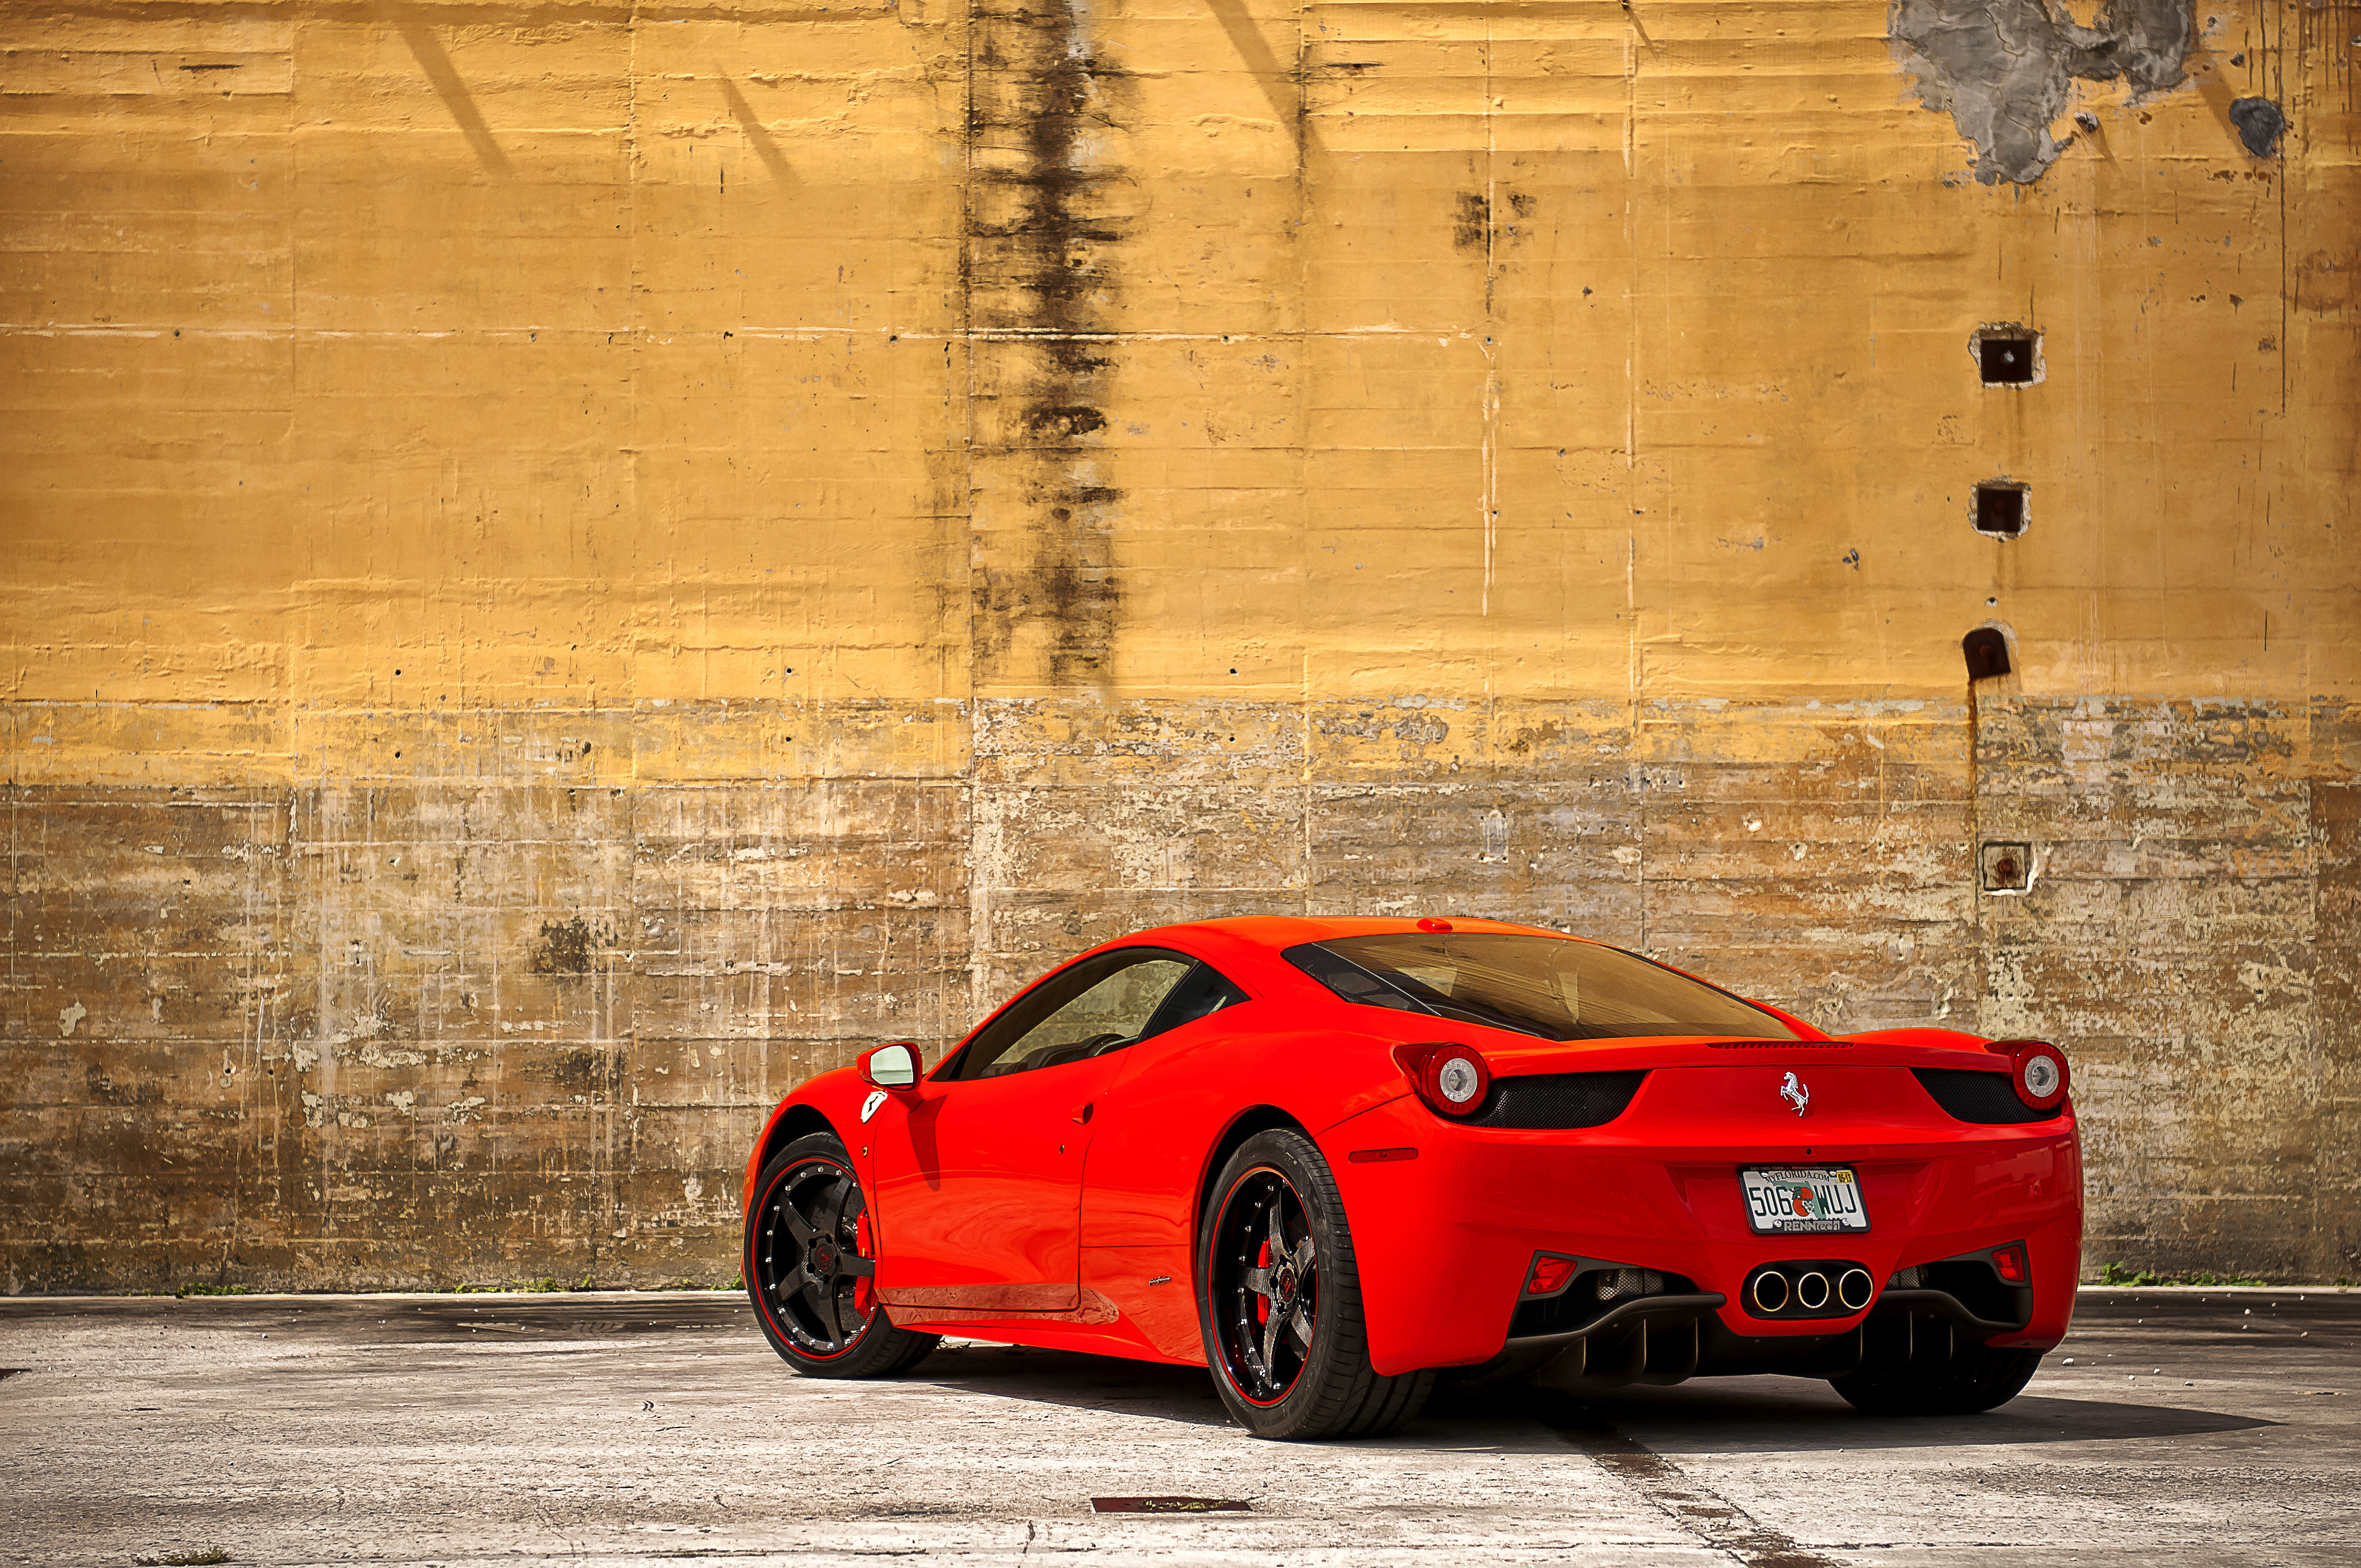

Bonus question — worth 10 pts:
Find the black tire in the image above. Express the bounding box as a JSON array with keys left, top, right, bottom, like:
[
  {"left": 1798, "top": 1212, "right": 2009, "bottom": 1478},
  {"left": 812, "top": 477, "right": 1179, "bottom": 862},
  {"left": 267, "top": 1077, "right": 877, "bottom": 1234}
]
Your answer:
[
  {"left": 1830, "top": 1325, "right": 2042, "bottom": 1415},
  {"left": 746, "top": 1133, "right": 938, "bottom": 1379},
  {"left": 1196, "top": 1128, "right": 1434, "bottom": 1440}
]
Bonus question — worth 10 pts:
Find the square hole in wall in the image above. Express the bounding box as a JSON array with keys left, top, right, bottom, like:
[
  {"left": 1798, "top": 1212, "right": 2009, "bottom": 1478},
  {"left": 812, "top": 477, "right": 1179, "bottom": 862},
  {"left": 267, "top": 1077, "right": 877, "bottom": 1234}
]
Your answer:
[
  {"left": 1979, "top": 334, "right": 2038, "bottom": 384},
  {"left": 1980, "top": 841, "right": 2032, "bottom": 892},
  {"left": 1974, "top": 482, "right": 2028, "bottom": 537},
  {"left": 1962, "top": 627, "right": 2012, "bottom": 680},
  {"left": 1971, "top": 324, "right": 2042, "bottom": 386}
]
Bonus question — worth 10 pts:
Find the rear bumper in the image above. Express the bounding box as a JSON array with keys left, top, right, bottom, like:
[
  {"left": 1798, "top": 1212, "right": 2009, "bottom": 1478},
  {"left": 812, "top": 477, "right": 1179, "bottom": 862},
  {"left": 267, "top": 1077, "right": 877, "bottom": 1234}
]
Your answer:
[{"left": 1322, "top": 1092, "right": 2082, "bottom": 1378}]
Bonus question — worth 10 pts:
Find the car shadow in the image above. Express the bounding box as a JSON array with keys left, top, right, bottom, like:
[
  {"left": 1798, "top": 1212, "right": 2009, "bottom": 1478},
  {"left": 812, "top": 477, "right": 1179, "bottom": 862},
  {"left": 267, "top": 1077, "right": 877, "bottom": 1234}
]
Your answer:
[
  {"left": 909, "top": 1343, "right": 1238, "bottom": 1429},
  {"left": 901, "top": 1347, "right": 2277, "bottom": 1452},
  {"left": 913, "top": 1344, "right": 1561, "bottom": 1449},
  {"left": 1513, "top": 1375, "right": 2278, "bottom": 1453}
]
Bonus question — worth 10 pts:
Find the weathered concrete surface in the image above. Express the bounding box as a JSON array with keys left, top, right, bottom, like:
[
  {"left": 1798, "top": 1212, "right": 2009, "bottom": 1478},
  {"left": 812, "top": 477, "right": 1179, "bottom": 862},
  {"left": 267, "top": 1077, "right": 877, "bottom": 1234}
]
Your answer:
[
  {"left": 0, "top": 1288, "right": 2354, "bottom": 1565},
  {"left": 3, "top": 0, "right": 2357, "bottom": 1294},
  {"left": 7, "top": 696, "right": 2356, "bottom": 1289}
]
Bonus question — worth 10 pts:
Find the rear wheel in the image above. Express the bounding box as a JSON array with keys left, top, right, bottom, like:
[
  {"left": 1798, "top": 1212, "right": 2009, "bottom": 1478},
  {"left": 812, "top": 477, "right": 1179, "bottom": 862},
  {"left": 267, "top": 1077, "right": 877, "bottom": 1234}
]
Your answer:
[
  {"left": 1197, "top": 1128, "right": 1433, "bottom": 1440},
  {"left": 746, "top": 1133, "right": 938, "bottom": 1378},
  {"left": 1830, "top": 1326, "right": 2041, "bottom": 1415}
]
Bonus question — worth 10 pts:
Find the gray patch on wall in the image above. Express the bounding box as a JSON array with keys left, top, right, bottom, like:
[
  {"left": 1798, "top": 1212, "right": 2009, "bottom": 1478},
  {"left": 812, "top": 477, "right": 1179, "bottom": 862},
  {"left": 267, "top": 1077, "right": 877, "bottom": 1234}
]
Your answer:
[
  {"left": 1889, "top": 0, "right": 2195, "bottom": 184},
  {"left": 2228, "top": 97, "right": 2285, "bottom": 157}
]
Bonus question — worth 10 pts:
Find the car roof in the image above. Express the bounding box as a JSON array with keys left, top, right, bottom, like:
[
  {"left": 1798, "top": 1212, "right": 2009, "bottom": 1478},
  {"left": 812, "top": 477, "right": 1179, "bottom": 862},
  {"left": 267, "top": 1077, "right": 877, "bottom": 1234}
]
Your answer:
[
  {"left": 1109, "top": 913, "right": 1582, "bottom": 961},
  {"left": 1154, "top": 913, "right": 1565, "bottom": 944},
  {"left": 976, "top": 916, "right": 1826, "bottom": 1046}
]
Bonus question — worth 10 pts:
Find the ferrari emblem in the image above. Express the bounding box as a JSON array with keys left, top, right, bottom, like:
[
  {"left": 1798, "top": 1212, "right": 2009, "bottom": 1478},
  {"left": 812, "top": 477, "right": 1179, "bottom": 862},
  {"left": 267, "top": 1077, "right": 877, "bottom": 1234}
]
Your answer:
[{"left": 1780, "top": 1072, "right": 1810, "bottom": 1118}]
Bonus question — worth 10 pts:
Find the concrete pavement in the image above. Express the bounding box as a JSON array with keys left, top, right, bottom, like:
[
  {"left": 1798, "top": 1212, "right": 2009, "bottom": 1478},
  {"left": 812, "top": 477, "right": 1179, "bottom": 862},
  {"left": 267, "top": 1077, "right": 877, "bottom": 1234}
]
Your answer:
[{"left": 1, "top": 1288, "right": 2352, "bottom": 1566}]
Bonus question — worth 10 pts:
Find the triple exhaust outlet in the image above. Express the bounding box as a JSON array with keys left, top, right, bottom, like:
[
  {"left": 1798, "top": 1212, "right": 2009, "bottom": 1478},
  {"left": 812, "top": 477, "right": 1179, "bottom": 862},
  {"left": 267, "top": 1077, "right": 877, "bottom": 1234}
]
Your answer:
[{"left": 1746, "top": 1261, "right": 1875, "bottom": 1318}]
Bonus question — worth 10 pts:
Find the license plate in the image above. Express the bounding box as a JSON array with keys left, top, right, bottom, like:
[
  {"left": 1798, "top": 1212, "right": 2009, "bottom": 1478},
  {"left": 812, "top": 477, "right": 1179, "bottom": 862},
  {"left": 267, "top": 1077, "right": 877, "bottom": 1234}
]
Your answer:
[{"left": 1740, "top": 1166, "right": 1869, "bottom": 1234}]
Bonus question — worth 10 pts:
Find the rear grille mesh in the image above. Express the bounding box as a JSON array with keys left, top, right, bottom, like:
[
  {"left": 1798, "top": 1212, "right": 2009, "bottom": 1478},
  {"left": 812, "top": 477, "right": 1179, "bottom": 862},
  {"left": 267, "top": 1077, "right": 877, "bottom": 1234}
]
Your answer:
[
  {"left": 1912, "top": 1067, "right": 2061, "bottom": 1124},
  {"left": 1471, "top": 1069, "right": 1647, "bottom": 1130}
]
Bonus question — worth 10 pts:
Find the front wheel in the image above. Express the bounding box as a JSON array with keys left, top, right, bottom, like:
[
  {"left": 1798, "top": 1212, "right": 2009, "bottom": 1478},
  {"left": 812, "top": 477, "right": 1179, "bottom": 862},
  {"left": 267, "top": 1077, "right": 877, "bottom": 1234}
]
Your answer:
[
  {"left": 1197, "top": 1128, "right": 1433, "bottom": 1440},
  {"left": 746, "top": 1133, "right": 938, "bottom": 1378},
  {"left": 1830, "top": 1327, "right": 2042, "bottom": 1415}
]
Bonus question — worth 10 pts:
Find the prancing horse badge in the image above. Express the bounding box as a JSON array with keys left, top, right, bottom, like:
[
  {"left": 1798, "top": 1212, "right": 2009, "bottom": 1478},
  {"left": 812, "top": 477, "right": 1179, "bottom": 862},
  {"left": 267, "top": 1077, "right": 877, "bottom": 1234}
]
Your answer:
[{"left": 1779, "top": 1072, "right": 1810, "bottom": 1118}]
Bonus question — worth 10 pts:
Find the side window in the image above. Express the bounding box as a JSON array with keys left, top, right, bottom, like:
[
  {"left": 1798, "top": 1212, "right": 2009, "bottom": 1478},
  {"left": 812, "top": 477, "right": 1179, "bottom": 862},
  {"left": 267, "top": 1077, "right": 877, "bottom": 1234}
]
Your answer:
[
  {"left": 1140, "top": 962, "right": 1250, "bottom": 1037},
  {"left": 958, "top": 951, "right": 1193, "bottom": 1080},
  {"left": 950, "top": 950, "right": 1250, "bottom": 1080}
]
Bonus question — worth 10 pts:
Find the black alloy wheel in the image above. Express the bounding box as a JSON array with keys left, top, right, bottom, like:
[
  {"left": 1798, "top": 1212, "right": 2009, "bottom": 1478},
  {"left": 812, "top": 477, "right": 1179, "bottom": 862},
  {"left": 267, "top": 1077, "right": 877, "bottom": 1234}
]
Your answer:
[
  {"left": 1196, "top": 1128, "right": 1433, "bottom": 1440},
  {"left": 746, "top": 1133, "right": 938, "bottom": 1378},
  {"left": 1214, "top": 1167, "right": 1320, "bottom": 1402}
]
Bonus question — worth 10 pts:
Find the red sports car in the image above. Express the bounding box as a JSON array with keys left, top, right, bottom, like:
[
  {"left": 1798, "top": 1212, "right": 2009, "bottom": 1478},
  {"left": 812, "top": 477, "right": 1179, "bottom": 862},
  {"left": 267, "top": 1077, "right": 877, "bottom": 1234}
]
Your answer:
[{"left": 741, "top": 917, "right": 2079, "bottom": 1440}]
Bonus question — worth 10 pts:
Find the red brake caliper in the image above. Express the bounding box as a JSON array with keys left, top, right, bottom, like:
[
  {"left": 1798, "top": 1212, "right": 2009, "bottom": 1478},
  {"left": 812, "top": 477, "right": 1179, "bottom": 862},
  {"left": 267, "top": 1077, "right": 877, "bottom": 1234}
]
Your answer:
[
  {"left": 852, "top": 1212, "right": 877, "bottom": 1315},
  {"left": 1254, "top": 1238, "right": 1272, "bottom": 1326}
]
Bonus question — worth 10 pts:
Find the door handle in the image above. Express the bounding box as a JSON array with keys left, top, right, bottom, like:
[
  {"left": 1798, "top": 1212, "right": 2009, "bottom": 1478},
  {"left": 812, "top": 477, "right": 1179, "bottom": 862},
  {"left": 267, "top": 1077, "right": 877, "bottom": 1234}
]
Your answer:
[{"left": 1072, "top": 1103, "right": 1094, "bottom": 1125}]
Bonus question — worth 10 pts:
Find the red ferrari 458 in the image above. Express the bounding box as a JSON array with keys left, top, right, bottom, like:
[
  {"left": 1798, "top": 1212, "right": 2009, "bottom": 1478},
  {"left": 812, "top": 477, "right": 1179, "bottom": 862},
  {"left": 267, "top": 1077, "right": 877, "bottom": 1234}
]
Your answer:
[{"left": 741, "top": 917, "right": 2079, "bottom": 1440}]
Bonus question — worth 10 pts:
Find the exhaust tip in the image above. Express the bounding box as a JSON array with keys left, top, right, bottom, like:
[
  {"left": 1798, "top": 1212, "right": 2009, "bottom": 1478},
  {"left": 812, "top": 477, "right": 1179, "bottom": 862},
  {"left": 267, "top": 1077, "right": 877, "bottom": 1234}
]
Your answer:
[
  {"left": 1837, "top": 1267, "right": 1874, "bottom": 1311},
  {"left": 1795, "top": 1270, "right": 1831, "bottom": 1310},
  {"left": 1749, "top": 1270, "right": 1790, "bottom": 1315}
]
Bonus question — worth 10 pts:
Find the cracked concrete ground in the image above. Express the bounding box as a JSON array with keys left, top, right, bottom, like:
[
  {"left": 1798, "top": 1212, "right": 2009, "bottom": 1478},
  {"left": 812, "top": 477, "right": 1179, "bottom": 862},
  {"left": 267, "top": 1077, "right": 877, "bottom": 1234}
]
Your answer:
[{"left": 1, "top": 1288, "right": 2353, "bottom": 1567}]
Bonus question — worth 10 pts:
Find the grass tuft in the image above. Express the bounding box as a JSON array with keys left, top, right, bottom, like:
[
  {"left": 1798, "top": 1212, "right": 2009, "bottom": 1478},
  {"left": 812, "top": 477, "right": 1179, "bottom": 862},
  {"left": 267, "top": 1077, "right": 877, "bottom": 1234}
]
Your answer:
[
  {"left": 173, "top": 1283, "right": 251, "bottom": 1299},
  {"left": 444, "top": 1276, "right": 641, "bottom": 1293},
  {"left": 2099, "top": 1261, "right": 2270, "bottom": 1287}
]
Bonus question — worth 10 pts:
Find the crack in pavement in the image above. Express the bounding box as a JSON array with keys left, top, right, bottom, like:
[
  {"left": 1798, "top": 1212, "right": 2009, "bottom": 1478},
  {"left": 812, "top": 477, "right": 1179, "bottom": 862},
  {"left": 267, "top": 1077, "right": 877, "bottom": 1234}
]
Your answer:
[{"left": 1532, "top": 1398, "right": 1841, "bottom": 1568}]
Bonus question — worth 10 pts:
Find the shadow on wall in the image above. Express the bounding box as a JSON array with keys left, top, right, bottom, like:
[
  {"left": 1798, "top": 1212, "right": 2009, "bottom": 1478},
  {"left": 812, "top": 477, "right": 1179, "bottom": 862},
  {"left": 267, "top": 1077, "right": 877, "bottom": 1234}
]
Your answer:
[{"left": 389, "top": 6, "right": 511, "bottom": 176}]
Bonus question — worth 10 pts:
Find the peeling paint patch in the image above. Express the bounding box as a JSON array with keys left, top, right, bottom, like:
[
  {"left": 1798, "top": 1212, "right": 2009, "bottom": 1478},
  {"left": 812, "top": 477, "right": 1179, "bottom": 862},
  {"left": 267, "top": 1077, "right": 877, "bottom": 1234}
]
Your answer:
[
  {"left": 1890, "top": 0, "right": 2195, "bottom": 183},
  {"left": 58, "top": 1001, "right": 86, "bottom": 1038},
  {"left": 352, "top": 1043, "right": 429, "bottom": 1069}
]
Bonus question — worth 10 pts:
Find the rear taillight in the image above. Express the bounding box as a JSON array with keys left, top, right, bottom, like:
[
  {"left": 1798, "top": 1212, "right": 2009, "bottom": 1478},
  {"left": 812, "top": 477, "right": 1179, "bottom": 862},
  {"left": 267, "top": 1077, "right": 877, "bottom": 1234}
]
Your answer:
[
  {"left": 1992, "top": 1241, "right": 2030, "bottom": 1283},
  {"left": 2004, "top": 1041, "right": 2069, "bottom": 1109},
  {"left": 1395, "top": 1041, "right": 1493, "bottom": 1118}
]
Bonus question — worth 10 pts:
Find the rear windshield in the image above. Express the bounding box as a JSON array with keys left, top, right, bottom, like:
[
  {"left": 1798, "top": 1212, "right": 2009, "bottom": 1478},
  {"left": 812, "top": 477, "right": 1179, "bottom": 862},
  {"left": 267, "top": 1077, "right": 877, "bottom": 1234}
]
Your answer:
[{"left": 1284, "top": 933, "right": 1800, "bottom": 1043}]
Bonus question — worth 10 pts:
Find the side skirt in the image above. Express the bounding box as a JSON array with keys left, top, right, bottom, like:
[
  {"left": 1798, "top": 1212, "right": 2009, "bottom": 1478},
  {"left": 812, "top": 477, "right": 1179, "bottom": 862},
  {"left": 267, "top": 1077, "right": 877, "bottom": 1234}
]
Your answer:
[{"left": 881, "top": 1305, "right": 1207, "bottom": 1367}]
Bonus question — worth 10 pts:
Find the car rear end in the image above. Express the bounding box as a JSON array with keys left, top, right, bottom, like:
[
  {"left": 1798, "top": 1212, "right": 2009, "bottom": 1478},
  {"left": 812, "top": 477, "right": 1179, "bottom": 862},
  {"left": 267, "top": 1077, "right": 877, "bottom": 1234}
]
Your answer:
[
  {"left": 1330, "top": 1032, "right": 2079, "bottom": 1382},
  {"left": 1278, "top": 925, "right": 2080, "bottom": 1391}
]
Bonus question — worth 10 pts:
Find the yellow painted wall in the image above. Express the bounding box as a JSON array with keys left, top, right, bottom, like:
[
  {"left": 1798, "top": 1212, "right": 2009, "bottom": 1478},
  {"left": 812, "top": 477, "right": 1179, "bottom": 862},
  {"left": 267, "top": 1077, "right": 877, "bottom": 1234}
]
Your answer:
[{"left": 3, "top": 0, "right": 2356, "bottom": 1289}]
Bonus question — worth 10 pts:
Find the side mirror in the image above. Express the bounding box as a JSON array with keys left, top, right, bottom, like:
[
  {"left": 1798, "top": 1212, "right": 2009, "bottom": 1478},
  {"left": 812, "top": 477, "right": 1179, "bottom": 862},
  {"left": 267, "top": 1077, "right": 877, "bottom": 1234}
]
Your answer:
[{"left": 860, "top": 1042, "right": 921, "bottom": 1090}]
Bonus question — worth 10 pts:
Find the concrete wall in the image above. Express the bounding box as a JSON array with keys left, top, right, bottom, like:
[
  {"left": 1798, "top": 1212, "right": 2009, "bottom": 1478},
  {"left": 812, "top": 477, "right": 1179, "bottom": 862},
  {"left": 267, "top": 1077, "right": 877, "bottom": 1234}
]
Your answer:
[{"left": 2, "top": 0, "right": 2355, "bottom": 1292}]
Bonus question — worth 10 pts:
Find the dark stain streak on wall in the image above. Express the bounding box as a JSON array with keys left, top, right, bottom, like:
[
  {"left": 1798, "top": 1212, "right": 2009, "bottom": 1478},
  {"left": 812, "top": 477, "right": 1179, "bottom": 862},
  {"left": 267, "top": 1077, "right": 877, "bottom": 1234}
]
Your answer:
[
  {"left": 969, "top": 0, "right": 1127, "bottom": 686},
  {"left": 527, "top": 917, "right": 597, "bottom": 977},
  {"left": 1452, "top": 191, "right": 1490, "bottom": 251},
  {"left": 84, "top": 1065, "right": 162, "bottom": 1108}
]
